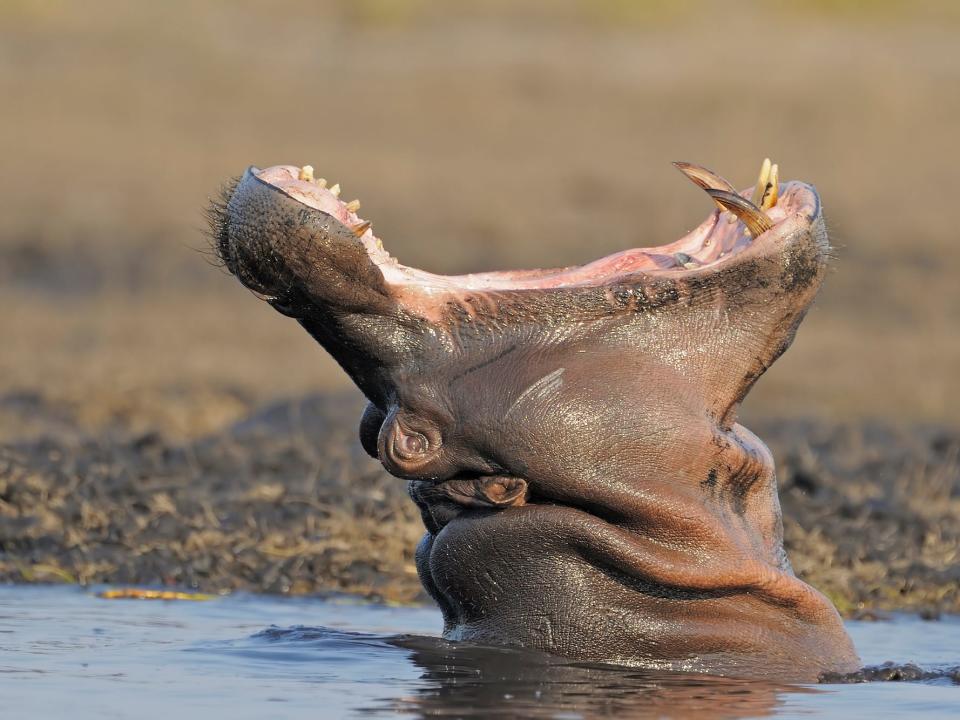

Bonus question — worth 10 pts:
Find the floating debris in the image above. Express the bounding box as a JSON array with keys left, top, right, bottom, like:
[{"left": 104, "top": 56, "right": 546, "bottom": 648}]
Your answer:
[{"left": 98, "top": 588, "right": 220, "bottom": 601}]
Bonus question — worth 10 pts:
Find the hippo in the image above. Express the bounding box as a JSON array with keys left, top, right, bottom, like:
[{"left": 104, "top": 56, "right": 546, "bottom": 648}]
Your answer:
[{"left": 209, "top": 159, "right": 860, "bottom": 681}]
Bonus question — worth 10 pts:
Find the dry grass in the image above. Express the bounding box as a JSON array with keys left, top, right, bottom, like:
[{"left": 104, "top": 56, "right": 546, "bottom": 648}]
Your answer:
[{"left": 0, "top": 394, "right": 426, "bottom": 602}]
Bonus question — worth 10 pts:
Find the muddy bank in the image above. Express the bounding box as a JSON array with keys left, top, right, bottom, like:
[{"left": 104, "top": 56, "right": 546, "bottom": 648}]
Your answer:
[
  {"left": 0, "top": 392, "right": 424, "bottom": 602},
  {"left": 1, "top": 391, "right": 957, "bottom": 615}
]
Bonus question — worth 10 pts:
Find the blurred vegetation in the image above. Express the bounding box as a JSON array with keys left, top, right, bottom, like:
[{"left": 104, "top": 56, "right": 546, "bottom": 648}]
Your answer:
[
  {"left": 3, "top": 0, "right": 960, "bottom": 27},
  {"left": 1, "top": 0, "right": 958, "bottom": 434}
]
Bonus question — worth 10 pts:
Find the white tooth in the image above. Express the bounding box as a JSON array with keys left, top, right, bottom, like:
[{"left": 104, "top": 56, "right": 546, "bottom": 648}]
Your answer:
[
  {"left": 750, "top": 158, "right": 772, "bottom": 207},
  {"left": 762, "top": 163, "right": 779, "bottom": 210},
  {"left": 315, "top": 178, "right": 327, "bottom": 188},
  {"left": 298, "top": 165, "right": 314, "bottom": 182},
  {"left": 330, "top": 183, "right": 341, "bottom": 197},
  {"left": 345, "top": 199, "right": 361, "bottom": 213}
]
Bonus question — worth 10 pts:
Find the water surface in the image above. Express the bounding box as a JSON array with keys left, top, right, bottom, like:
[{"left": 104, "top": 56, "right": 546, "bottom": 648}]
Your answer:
[{"left": 1, "top": 586, "right": 957, "bottom": 719}]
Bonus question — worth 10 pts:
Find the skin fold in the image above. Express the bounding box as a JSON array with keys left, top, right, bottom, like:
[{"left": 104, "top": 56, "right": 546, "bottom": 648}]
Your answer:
[{"left": 209, "top": 163, "right": 861, "bottom": 681}]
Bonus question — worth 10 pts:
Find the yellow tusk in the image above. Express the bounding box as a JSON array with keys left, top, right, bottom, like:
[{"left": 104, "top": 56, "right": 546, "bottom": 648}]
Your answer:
[
  {"left": 705, "top": 189, "right": 773, "bottom": 239},
  {"left": 762, "top": 163, "right": 779, "bottom": 210},
  {"left": 750, "top": 158, "right": 772, "bottom": 208}
]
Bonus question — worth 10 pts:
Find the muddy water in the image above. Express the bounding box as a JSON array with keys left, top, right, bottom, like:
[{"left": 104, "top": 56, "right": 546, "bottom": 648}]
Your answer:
[{"left": 1, "top": 587, "right": 957, "bottom": 719}]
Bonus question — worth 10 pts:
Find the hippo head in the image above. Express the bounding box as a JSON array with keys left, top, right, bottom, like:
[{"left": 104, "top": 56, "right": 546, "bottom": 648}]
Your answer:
[{"left": 210, "top": 160, "right": 859, "bottom": 681}]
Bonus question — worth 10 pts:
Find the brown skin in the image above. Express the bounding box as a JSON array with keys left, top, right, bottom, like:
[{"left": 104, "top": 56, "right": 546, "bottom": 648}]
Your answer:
[{"left": 210, "top": 164, "right": 860, "bottom": 681}]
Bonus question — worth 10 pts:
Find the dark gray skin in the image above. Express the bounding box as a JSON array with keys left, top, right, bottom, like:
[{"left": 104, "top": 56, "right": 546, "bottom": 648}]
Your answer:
[{"left": 210, "top": 162, "right": 860, "bottom": 681}]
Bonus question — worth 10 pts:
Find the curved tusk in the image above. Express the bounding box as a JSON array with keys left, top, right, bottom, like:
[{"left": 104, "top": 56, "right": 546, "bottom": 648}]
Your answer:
[
  {"left": 705, "top": 189, "right": 773, "bottom": 238},
  {"left": 672, "top": 161, "right": 739, "bottom": 194}
]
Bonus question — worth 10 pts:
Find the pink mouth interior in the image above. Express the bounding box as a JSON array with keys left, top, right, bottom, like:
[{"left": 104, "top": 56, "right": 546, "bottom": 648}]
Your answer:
[{"left": 256, "top": 165, "right": 814, "bottom": 291}]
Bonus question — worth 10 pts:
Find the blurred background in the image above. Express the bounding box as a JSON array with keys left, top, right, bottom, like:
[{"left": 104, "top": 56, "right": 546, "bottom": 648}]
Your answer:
[{"left": 2, "top": 0, "right": 959, "bottom": 441}]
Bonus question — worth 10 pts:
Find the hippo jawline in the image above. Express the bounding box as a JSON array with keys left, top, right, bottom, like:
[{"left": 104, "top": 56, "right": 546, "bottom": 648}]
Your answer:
[
  {"left": 213, "top": 162, "right": 822, "bottom": 309},
  {"left": 212, "top": 161, "right": 859, "bottom": 681}
]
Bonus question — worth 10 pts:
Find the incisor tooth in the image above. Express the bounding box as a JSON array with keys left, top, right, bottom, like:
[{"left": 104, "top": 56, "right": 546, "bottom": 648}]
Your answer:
[
  {"left": 316, "top": 178, "right": 328, "bottom": 189},
  {"left": 330, "top": 183, "right": 341, "bottom": 197},
  {"left": 345, "top": 199, "right": 361, "bottom": 213},
  {"left": 298, "top": 165, "right": 314, "bottom": 182},
  {"left": 351, "top": 221, "right": 371, "bottom": 237},
  {"left": 751, "top": 158, "right": 772, "bottom": 207},
  {"left": 762, "top": 163, "right": 779, "bottom": 210}
]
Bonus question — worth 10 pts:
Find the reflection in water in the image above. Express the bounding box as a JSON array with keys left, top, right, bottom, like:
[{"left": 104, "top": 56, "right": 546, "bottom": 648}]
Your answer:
[
  {"left": 252, "top": 627, "right": 814, "bottom": 719},
  {"left": 3, "top": 588, "right": 958, "bottom": 719}
]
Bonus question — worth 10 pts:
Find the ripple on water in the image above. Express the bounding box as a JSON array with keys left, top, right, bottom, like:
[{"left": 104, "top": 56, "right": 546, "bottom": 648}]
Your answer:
[{"left": 0, "top": 586, "right": 958, "bottom": 719}]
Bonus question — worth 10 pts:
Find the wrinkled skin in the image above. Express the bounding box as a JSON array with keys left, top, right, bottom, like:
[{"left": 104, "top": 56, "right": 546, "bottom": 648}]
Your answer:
[{"left": 210, "top": 163, "right": 860, "bottom": 681}]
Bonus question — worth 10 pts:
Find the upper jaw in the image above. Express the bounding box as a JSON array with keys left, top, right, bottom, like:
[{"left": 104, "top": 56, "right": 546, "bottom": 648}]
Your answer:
[{"left": 220, "top": 161, "right": 822, "bottom": 300}]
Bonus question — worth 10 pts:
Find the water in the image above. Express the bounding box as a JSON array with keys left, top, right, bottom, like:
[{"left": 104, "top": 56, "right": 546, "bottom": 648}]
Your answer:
[{"left": 1, "top": 586, "right": 957, "bottom": 719}]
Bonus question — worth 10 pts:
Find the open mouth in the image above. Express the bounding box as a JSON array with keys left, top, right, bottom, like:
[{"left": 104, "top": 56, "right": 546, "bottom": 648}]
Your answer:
[{"left": 246, "top": 158, "right": 819, "bottom": 296}]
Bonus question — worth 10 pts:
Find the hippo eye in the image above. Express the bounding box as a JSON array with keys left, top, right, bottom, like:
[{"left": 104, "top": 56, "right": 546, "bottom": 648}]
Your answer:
[{"left": 394, "top": 430, "right": 428, "bottom": 459}]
